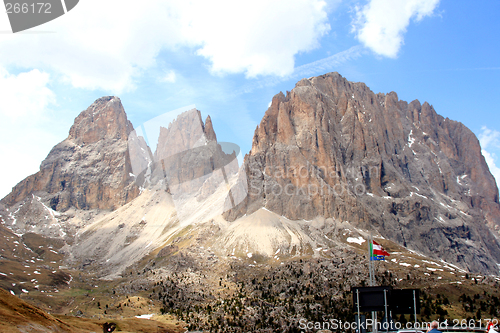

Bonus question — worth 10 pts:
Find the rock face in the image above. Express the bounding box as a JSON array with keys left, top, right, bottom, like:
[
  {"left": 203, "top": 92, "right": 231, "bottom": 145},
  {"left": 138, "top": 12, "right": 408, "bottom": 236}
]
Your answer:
[
  {"left": 226, "top": 72, "right": 500, "bottom": 274},
  {"left": 65, "top": 109, "right": 244, "bottom": 278},
  {"left": 152, "top": 110, "right": 238, "bottom": 196},
  {"left": 1, "top": 96, "right": 139, "bottom": 213},
  {"left": 1, "top": 76, "right": 499, "bottom": 275}
]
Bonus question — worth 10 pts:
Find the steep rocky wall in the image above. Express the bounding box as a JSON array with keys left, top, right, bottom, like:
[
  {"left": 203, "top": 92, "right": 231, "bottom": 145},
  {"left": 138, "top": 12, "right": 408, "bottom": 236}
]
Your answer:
[
  {"left": 226, "top": 72, "right": 500, "bottom": 274},
  {"left": 1, "top": 96, "right": 139, "bottom": 211}
]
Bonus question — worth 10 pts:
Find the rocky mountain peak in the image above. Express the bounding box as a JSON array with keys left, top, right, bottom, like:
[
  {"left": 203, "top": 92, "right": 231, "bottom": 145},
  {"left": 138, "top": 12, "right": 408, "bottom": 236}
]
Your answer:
[
  {"left": 1, "top": 97, "right": 139, "bottom": 232},
  {"left": 68, "top": 96, "right": 133, "bottom": 145},
  {"left": 1, "top": 74, "right": 499, "bottom": 276},
  {"left": 149, "top": 109, "right": 238, "bottom": 198},
  {"left": 154, "top": 109, "right": 208, "bottom": 161},
  {"left": 228, "top": 72, "right": 500, "bottom": 274},
  {"left": 203, "top": 115, "right": 217, "bottom": 142}
]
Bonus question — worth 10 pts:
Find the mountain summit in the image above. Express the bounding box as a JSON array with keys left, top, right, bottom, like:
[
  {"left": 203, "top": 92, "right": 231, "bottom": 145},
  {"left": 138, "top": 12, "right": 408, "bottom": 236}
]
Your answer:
[
  {"left": 0, "top": 96, "right": 139, "bottom": 237},
  {"left": 227, "top": 72, "right": 500, "bottom": 273},
  {"left": 1, "top": 74, "right": 500, "bottom": 331},
  {"left": 3, "top": 96, "right": 138, "bottom": 211},
  {"left": 1, "top": 74, "right": 499, "bottom": 276}
]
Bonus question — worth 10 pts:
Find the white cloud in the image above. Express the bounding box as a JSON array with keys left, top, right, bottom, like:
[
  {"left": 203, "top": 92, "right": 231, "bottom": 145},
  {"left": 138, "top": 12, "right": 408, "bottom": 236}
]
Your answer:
[
  {"left": 482, "top": 150, "right": 500, "bottom": 189},
  {"left": 159, "top": 70, "right": 177, "bottom": 83},
  {"left": 237, "top": 45, "right": 364, "bottom": 94},
  {"left": 0, "top": 128, "right": 61, "bottom": 199},
  {"left": 0, "top": 67, "right": 55, "bottom": 119},
  {"left": 479, "top": 126, "right": 500, "bottom": 150},
  {"left": 479, "top": 126, "right": 500, "bottom": 188},
  {"left": 184, "top": 0, "right": 330, "bottom": 77},
  {"left": 352, "top": 0, "right": 440, "bottom": 58},
  {"left": 0, "top": 0, "right": 330, "bottom": 93},
  {"left": 0, "top": 67, "right": 61, "bottom": 198}
]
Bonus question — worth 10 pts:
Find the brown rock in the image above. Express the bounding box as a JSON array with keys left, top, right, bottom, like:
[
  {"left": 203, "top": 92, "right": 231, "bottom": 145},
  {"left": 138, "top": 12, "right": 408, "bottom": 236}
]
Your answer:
[
  {"left": 226, "top": 72, "right": 500, "bottom": 274},
  {"left": 1, "top": 96, "right": 139, "bottom": 212},
  {"left": 152, "top": 109, "right": 238, "bottom": 196}
]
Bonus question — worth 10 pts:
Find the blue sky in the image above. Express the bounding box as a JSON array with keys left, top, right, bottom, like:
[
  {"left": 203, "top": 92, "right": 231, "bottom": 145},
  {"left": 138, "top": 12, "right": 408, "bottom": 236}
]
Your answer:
[{"left": 0, "top": 0, "right": 499, "bottom": 198}]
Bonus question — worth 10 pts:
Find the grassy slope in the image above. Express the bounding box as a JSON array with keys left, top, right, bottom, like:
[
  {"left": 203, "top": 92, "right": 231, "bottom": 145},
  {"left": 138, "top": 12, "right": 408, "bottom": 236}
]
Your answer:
[{"left": 0, "top": 287, "right": 186, "bottom": 333}]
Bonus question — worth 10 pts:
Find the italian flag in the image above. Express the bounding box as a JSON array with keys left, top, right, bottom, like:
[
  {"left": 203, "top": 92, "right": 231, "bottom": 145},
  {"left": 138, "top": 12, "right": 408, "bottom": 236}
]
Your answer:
[{"left": 371, "top": 240, "right": 390, "bottom": 257}]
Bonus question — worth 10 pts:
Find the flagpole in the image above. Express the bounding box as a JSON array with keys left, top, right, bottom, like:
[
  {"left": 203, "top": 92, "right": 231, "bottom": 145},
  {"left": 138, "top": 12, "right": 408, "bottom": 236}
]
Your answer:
[
  {"left": 369, "top": 232, "right": 374, "bottom": 286},
  {"left": 368, "top": 232, "right": 377, "bottom": 333}
]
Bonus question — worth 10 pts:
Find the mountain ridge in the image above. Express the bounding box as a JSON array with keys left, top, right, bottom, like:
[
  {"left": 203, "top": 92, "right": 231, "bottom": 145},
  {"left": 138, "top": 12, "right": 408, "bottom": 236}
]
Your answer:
[
  {"left": 2, "top": 73, "right": 500, "bottom": 332},
  {"left": 1, "top": 72, "right": 499, "bottom": 275},
  {"left": 226, "top": 72, "right": 500, "bottom": 273},
  {"left": 1, "top": 96, "right": 139, "bottom": 213}
]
